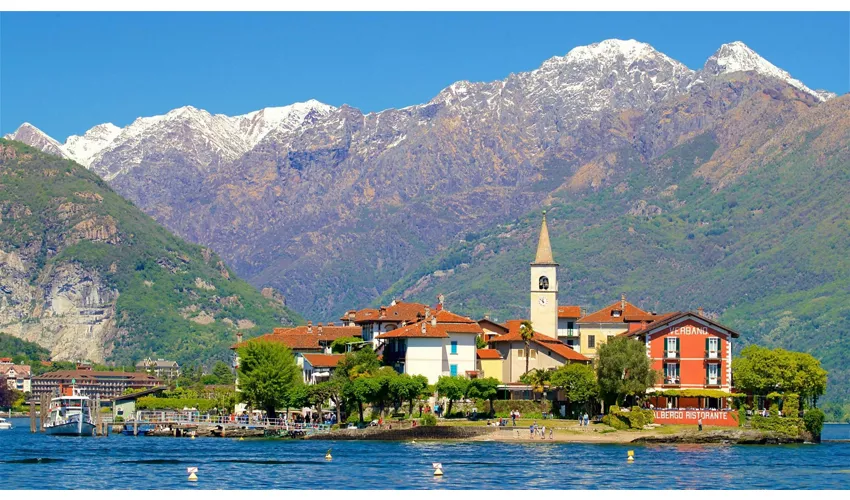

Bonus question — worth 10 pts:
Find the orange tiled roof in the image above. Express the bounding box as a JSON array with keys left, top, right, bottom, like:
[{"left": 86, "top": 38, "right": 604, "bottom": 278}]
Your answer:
[
  {"left": 231, "top": 325, "right": 361, "bottom": 350},
  {"left": 491, "top": 319, "right": 589, "bottom": 362},
  {"left": 376, "top": 309, "right": 484, "bottom": 340},
  {"left": 623, "top": 311, "right": 740, "bottom": 339},
  {"left": 1, "top": 364, "right": 31, "bottom": 377},
  {"left": 434, "top": 309, "right": 476, "bottom": 324},
  {"left": 558, "top": 306, "right": 582, "bottom": 318},
  {"left": 342, "top": 302, "right": 428, "bottom": 324},
  {"left": 476, "top": 349, "right": 503, "bottom": 360},
  {"left": 34, "top": 370, "right": 160, "bottom": 382},
  {"left": 302, "top": 354, "right": 346, "bottom": 368},
  {"left": 578, "top": 300, "right": 652, "bottom": 324}
]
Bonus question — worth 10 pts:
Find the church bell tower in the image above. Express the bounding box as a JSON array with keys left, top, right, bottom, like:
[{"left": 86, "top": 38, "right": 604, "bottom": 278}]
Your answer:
[{"left": 530, "top": 211, "right": 558, "bottom": 337}]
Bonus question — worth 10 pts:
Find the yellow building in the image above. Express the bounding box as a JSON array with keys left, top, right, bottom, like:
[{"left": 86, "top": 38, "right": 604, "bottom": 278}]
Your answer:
[
  {"left": 575, "top": 295, "right": 661, "bottom": 358},
  {"left": 476, "top": 349, "right": 504, "bottom": 380}
]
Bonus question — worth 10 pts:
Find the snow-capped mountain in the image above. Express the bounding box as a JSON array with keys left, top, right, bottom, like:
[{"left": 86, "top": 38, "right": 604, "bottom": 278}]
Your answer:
[
  {"left": 703, "top": 41, "right": 830, "bottom": 101},
  {"left": 4, "top": 100, "right": 336, "bottom": 179},
  {"left": 4, "top": 39, "right": 839, "bottom": 320}
]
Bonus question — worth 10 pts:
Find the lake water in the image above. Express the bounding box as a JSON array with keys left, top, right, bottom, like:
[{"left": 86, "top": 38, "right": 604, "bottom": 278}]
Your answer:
[{"left": 1, "top": 418, "right": 849, "bottom": 489}]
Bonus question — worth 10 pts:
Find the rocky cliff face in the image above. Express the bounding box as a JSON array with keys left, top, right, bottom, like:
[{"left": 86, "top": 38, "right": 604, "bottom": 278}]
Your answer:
[
  {"left": 4, "top": 39, "right": 839, "bottom": 319},
  {"left": 0, "top": 247, "right": 117, "bottom": 362},
  {"left": 0, "top": 140, "right": 300, "bottom": 365}
]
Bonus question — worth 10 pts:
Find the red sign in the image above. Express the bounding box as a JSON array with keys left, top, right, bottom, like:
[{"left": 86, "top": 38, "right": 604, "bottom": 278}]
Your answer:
[{"left": 653, "top": 409, "right": 739, "bottom": 427}]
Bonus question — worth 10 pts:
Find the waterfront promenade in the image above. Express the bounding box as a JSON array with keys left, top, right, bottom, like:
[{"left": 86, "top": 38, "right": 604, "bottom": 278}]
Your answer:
[{"left": 130, "top": 411, "right": 332, "bottom": 437}]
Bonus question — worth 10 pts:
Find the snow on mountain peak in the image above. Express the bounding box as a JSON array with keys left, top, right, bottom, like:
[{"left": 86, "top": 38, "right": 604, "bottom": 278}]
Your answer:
[
  {"left": 63, "top": 123, "right": 122, "bottom": 167},
  {"left": 704, "top": 41, "right": 829, "bottom": 101},
  {"left": 234, "top": 99, "right": 336, "bottom": 146}
]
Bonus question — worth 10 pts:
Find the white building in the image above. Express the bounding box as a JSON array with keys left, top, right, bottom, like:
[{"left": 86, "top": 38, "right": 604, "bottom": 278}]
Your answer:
[
  {"left": 376, "top": 309, "right": 482, "bottom": 384},
  {"left": 1, "top": 361, "right": 31, "bottom": 392},
  {"left": 340, "top": 300, "right": 429, "bottom": 349},
  {"left": 302, "top": 354, "right": 346, "bottom": 385}
]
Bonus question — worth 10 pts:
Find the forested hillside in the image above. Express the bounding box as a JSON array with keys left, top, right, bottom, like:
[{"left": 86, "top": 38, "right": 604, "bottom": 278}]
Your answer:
[{"left": 0, "top": 139, "right": 302, "bottom": 367}]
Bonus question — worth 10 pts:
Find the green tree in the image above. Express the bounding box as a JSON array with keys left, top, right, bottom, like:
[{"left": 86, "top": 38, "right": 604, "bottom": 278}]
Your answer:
[
  {"left": 212, "top": 387, "right": 238, "bottom": 414},
  {"left": 551, "top": 363, "right": 598, "bottom": 410},
  {"left": 519, "top": 368, "right": 551, "bottom": 401},
  {"left": 335, "top": 347, "right": 381, "bottom": 380},
  {"left": 475, "top": 335, "right": 488, "bottom": 350},
  {"left": 732, "top": 345, "right": 828, "bottom": 406},
  {"left": 211, "top": 361, "right": 235, "bottom": 385},
  {"left": 346, "top": 376, "right": 375, "bottom": 423},
  {"left": 311, "top": 379, "right": 345, "bottom": 425},
  {"left": 368, "top": 367, "right": 399, "bottom": 418},
  {"left": 467, "top": 377, "right": 500, "bottom": 416},
  {"left": 330, "top": 336, "right": 363, "bottom": 354},
  {"left": 435, "top": 375, "right": 469, "bottom": 417},
  {"left": 519, "top": 320, "right": 534, "bottom": 375},
  {"left": 596, "top": 336, "right": 659, "bottom": 407},
  {"left": 236, "top": 341, "right": 302, "bottom": 418}
]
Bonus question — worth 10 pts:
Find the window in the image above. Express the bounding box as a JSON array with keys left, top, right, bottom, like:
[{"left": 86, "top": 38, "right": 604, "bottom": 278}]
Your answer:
[
  {"left": 517, "top": 349, "right": 537, "bottom": 359},
  {"left": 450, "top": 364, "right": 458, "bottom": 377},
  {"left": 706, "top": 337, "right": 720, "bottom": 358},
  {"left": 665, "top": 363, "right": 680, "bottom": 384},
  {"left": 666, "top": 337, "right": 680, "bottom": 358},
  {"left": 707, "top": 363, "right": 720, "bottom": 385},
  {"left": 587, "top": 335, "right": 596, "bottom": 349},
  {"left": 607, "top": 335, "right": 614, "bottom": 342},
  {"left": 450, "top": 341, "right": 458, "bottom": 355}
]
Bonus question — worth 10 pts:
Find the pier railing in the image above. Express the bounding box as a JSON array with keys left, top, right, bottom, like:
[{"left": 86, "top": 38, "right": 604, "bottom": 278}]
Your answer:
[{"left": 134, "top": 411, "right": 332, "bottom": 433}]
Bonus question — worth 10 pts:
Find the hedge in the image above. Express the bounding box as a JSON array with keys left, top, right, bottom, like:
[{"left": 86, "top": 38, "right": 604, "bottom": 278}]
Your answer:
[
  {"left": 135, "top": 396, "right": 217, "bottom": 412},
  {"left": 751, "top": 415, "right": 803, "bottom": 436},
  {"left": 783, "top": 393, "right": 800, "bottom": 417},
  {"left": 474, "top": 399, "right": 549, "bottom": 417},
  {"left": 602, "top": 406, "right": 654, "bottom": 430},
  {"left": 420, "top": 414, "right": 437, "bottom": 426}
]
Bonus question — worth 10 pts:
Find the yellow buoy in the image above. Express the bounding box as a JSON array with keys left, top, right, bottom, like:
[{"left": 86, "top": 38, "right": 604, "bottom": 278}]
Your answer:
[
  {"left": 627, "top": 450, "right": 635, "bottom": 462},
  {"left": 191, "top": 434, "right": 196, "bottom": 440},
  {"left": 325, "top": 449, "right": 332, "bottom": 461},
  {"left": 187, "top": 467, "right": 199, "bottom": 481},
  {"left": 239, "top": 437, "right": 245, "bottom": 441},
  {"left": 434, "top": 468, "right": 443, "bottom": 476},
  {"left": 433, "top": 462, "right": 443, "bottom": 476}
]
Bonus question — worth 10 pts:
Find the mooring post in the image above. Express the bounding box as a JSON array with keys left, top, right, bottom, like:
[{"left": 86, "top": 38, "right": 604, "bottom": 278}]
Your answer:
[
  {"left": 96, "top": 396, "right": 103, "bottom": 436},
  {"left": 29, "top": 398, "right": 36, "bottom": 433},
  {"left": 39, "top": 394, "right": 49, "bottom": 432}
]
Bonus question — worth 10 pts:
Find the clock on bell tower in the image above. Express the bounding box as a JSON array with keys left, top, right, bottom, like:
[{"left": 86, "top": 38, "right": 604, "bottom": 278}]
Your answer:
[{"left": 530, "top": 211, "right": 558, "bottom": 337}]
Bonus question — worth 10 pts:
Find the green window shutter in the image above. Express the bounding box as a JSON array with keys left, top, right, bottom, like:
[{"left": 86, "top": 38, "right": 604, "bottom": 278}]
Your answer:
[
  {"left": 676, "top": 338, "right": 680, "bottom": 355},
  {"left": 705, "top": 338, "right": 709, "bottom": 354}
]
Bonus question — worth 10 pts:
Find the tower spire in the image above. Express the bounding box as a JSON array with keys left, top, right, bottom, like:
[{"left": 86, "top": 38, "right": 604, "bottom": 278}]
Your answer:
[{"left": 533, "top": 210, "right": 555, "bottom": 264}]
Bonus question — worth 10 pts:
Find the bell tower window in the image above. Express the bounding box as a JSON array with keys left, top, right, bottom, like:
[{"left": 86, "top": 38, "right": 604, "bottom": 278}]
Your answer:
[{"left": 538, "top": 276, "right": 549, "bottom": 290}]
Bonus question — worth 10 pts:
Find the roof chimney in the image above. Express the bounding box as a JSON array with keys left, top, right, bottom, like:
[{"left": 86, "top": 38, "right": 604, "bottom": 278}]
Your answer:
[
  {"left": 390, "top": 299, "right": 397, "bottom": 306},
  {"left": 379, "top": 306, "right": 387, "bottom": 318},
  {"left": 236, "top": 332, "right": 243, "bottom": 344},
  {"left": 484, "top": 314, "right": 490, "bottom": 320},
  {"left": 318, "top": 322, "right": 324, "bottom": 334},
  {"left": 328, "top": 322, "right": 334, "bottom": 326},
  {"left": 621, "top": 293, "right": 626, "bottom": 311},
  {"left": 431, "top": 315, "right": 437, "bottom": 327},
  {"left": 307, "top": 321, "right": 313, "bottom": 334},
  {"left": 425, "top": 306, "right": 430, "bottom": 318},
  {"left": 697, "top": 307, "right": 704, "bottom": 317},
  {"left": 421, "top": 322, "right": 427, "bottom": 334}
]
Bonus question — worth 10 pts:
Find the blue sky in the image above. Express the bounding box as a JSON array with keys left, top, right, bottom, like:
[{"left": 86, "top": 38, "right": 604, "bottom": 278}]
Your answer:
[{"left": 2, "top": 12, "right": 848, "bottom": 140}]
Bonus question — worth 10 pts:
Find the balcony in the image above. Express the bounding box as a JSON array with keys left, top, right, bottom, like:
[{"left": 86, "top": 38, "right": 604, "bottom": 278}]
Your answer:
[
  {"left": 557, "top": 328, "right": 578, "bottom": 338},
  {"left": 705, "top": 350, "right": 721, "bottom": 360},
  {"left": 664, "top": 350, "right": 680, "bottom": 359},
  {"left": 663, "top": 377, "right": 680, "bottom": 387},
  {"left": 706, "top": 378, "right": 721, "bottom": 387}
]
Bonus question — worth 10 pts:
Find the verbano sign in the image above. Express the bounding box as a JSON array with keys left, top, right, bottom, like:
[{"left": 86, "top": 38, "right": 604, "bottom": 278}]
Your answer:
[
  {"left": 653, "top": 409, "right": 739, "bottom": 427},
  {"left": 667, "top": 325, "right": 710, "bottom": 336}
]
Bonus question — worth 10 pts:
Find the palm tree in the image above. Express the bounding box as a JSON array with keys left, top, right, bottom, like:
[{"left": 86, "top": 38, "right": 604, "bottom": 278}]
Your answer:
[
  {"left": 520, "top": 368, "right": 551, "bottom": 401},
  {"left": 519, "top": 320, "right": 534, "bottom": 375}
]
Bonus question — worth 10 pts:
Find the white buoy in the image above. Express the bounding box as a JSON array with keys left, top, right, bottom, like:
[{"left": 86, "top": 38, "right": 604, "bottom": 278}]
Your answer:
[
  {"left": 627, "top": 450, "right": 635, "bottom": 462},
  {"left": 433, "top": 462, "right": 444, "bottom": 476},
  {"left": 187, "top": 467, "right": 198, "bottom": 481},
  {"left": 325, "top": 449, "right": 332, "bottom": 461}
]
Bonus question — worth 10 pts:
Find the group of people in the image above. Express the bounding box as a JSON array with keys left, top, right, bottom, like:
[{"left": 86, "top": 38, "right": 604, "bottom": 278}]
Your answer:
[
  {"left": 520, "top": 421, "right": 553, "bottom": 440},
  {"left": 577, "top": 412, "right": 590, "bottom": 427}
]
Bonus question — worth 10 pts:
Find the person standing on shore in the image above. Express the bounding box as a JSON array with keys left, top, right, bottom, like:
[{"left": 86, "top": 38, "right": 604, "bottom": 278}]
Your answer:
[
  {"left": 511, "top": 410, "right": 516, "bottom": 426},
  {"left": 584, "top": 412, "right": 589, "bottom": 427},
  {"left": 549, "top": 427, "right": 554, "bottom": 440},
  {"left": 529, "top": 423, "right": 534, "bottom": 438},
  {"left": 698, "top": 417, "right": 703, "bottom": 432}
]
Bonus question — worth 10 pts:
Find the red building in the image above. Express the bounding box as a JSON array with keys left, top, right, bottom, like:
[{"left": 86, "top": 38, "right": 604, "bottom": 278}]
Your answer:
[{"left": 624, "top": 311, "right": 740, "bottom": 423}]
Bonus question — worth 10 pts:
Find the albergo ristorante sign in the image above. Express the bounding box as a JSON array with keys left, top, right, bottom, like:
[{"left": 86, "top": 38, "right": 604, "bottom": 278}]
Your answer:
[{"left": 653, "top": 409, "right": 739, "bottom": 427}]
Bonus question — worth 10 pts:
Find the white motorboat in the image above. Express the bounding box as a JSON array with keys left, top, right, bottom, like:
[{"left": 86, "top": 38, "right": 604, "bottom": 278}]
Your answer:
[{"left": 43, "top": 385, "right": 95, "bottom": 436}]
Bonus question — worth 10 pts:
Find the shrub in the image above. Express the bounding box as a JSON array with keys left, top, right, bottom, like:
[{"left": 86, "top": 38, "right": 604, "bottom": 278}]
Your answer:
[
  {"left": 783, "top": 393, "right": 800, "bottom": 417},
  {"left": 476, "top": 399, "right": 549, "bottom": 417},
  {"left": 751, "top": 415, "right": 803, "bottom": 436},
  {"left": 601, "top": 406, "right": 653, "bottom": 429},
  {"left": 602, "top": 413, "right": 630, "bottom": 430},
  {"left": 420, "top": 413, "right": 437, "bottom": 426},
  {"left": 803, "top": 408, "right": 825, "bottom": 439},
  {"left": 114, "top": 416, "right": 125, "bottom": 423}
]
